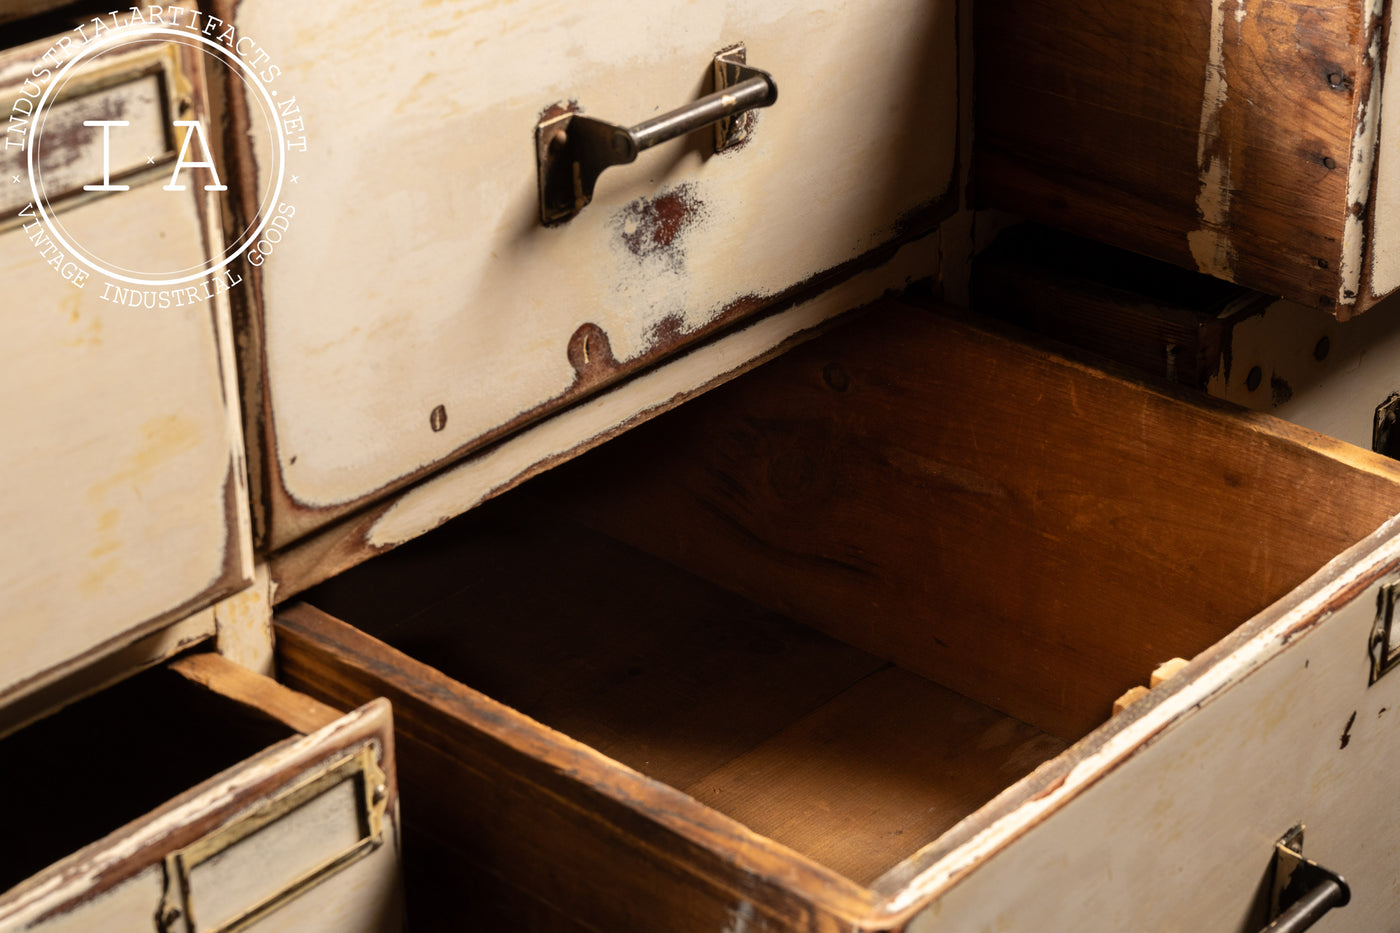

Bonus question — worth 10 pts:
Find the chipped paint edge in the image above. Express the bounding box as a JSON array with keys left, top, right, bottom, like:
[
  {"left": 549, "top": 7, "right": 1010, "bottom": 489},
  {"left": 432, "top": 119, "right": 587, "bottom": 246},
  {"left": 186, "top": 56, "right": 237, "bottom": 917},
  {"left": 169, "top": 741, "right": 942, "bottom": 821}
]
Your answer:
[
  {"left": 1186, "top": 0, "right": 1241, "bottom": 279},
  {"left": 1343, "top": 0, "right": 1389, "bottom": 307},
  {"left": 875, "top": 512, "right": 1400, "bottom": 920},
  {"left": 0, "top": 701, "right": 390, "bottom": 929},
  {"left": 362, "top": 238, "right": 938, "bottom": 551}
]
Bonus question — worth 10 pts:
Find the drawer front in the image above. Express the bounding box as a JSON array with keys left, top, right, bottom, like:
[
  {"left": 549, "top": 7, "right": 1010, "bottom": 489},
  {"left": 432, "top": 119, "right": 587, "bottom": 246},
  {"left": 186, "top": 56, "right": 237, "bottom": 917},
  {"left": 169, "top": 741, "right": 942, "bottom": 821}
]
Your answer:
[
  {"left": 902, "top": 521, "right": 1400, "bottom": 931},
  {"left": 0, "top": 672, "right": 401, "bottom": 933},
  {"left": 976, "top": 1, "right": 1389, "bottom": 316},
  {"left": 215, "top": 0, "right": 958, "bottom": 549},
  {"left": 0, "top": 25, "right": 252, "bottom": 701}
]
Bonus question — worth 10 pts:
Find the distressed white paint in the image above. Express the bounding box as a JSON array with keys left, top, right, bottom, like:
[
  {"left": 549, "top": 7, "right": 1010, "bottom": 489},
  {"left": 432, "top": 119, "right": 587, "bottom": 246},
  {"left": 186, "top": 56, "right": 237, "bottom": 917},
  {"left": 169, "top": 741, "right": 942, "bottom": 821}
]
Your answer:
[
  {"left": 887, "top": 517, "right": 1400, "bottom": 928},
  {"left": 1186, "top": 0, "right": 1238, "bottom": 278},
  {"left": 0, "top": 28, "right": 252, "bottom": 701},
  {"left": 18, "top": 867, "right": 165, "bottom": 933},
  {"left": 364, "top": 235, "right": 938, "bottom": 549},
  {"left": 214, "top": 563, "right": 276, "bottom": 677},
  {"left": 0, "top": 607, "right": 215, "bottom": 740},
  {"left": 1341, "top": 0, "right": 1387, "bottom": 304},
  {"left": 724, "top": 900, "right": 757, "bottom": 933},
  {"left": 232, "top": 0, "right": 957, "bottom": 546},
  {"left": 1368, "top": 5, "right": 1400, "bottom": 299},
  {"left": 0, "top": 701, "right": 399, "bottom": 933},
  {"left": 0, "top": 73, "right": 168, "bottom": 217}
]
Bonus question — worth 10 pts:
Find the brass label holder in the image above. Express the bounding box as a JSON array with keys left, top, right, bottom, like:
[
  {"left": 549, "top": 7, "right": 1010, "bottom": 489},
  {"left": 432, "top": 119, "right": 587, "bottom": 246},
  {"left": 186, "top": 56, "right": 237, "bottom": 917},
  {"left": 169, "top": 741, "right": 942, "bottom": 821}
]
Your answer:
[{"left": 157, "top": 742, "right": 388, "bottom": 933}]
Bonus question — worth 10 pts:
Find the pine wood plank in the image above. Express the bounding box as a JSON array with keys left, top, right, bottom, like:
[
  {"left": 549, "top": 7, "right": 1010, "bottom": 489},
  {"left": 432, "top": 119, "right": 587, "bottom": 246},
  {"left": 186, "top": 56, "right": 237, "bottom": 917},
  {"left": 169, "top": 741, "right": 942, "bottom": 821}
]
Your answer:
[
  {"left": 975, "top": 0, "right": 1377, "bottom": 313},
  {"left": 301, "top": 498, "right": 888, "bottom": 792},
  {"left": 168, "top": 653, "right": 340, "bottom": 735},
  {"left": 685, "top": 666, "right": 1069, "bottom": 886},
  {"left": 536, "top": 301, "right": 1400, "bottom": 740}
]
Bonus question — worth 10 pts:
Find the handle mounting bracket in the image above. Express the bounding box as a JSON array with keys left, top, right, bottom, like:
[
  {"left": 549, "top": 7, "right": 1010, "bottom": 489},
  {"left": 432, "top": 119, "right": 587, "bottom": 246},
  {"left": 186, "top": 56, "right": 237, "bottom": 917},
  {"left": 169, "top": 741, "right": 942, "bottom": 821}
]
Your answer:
[{"left": 535, "top": 44, "right": 776, "bottom": 225}]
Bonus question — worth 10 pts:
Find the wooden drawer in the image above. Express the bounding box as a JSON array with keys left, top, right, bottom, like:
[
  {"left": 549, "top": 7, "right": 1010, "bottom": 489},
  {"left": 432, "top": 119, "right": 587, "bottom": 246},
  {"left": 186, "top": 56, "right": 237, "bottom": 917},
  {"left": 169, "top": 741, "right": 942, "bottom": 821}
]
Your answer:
[
  {"left": 275, "top": 301, "right": 1400, "bottom": 930},
  {"left": 971, "top": 223, "right": 1400, "bottom": 457},
  {"left": 0, "top": 654, "right": 402, "bottom": 933},
  {"left": 211, "top": 0, "right": 958, "bottom": 552},
  {"left": 976, "top": 1, "right": 1400, "bottom": 318},
  {"left": 0, "top": 21, "right": 252, "bottom": 707}
]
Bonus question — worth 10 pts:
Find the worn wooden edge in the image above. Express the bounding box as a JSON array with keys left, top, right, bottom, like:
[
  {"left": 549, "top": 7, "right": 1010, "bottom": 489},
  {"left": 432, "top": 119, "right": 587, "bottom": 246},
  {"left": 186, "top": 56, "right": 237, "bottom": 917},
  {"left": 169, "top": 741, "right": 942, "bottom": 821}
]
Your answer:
[
  {"left": 1358, "top": 0, "right": 1396, "bottom": 317},
  {"left": 972, "top": 2, "right": 1370, "bottom": 315},
  {"left": 0, "top": 697, "right": 393, "bottom": 926},
  {"left": 265, "top": 282, "right": 940, "bottom": 603},
  {"left": 0, "top": 463, "right": 253, "bottom": 736},
  {"left": 250, "top": 202, "right": 951, "bottom": 555},
  {"left": 168, "top": 652, "right": 340, "bottom": 735},
  {"left": 0, "top": 611, "right": 215, "bottom": 743},
  {"left": 274, "top": 602, "right": 882, "bottom": 930},
  {"left": 933, "top": 301, "right": 1400, "bottom": 492},
  {"left": 866, "top": 511, "right": 1400, "bottom": 922}
]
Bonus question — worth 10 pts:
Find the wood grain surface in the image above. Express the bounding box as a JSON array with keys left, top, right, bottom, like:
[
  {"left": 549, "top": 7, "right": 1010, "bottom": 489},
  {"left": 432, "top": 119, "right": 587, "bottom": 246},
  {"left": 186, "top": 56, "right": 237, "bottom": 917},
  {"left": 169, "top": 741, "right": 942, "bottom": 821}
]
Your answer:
[
  {"left": 298, "top": 497, "right": 1069, "bottom": 887},
  {"left": 537, "top": 301, "right": 1400, "bottom": 740},
  {"left": 976, "top": 0, "right": 1377, "bottom": 313},
  {"left": 276, "top": 602, "right": 878, "bottom": 932}
]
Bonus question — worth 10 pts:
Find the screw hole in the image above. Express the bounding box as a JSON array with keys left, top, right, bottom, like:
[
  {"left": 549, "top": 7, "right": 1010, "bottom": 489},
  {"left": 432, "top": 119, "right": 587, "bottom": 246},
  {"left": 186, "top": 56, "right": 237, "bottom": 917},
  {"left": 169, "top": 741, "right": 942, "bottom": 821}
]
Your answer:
[
  {"left": 1328, "top": 71, "right": 1346, "bottom": 88},
  {"left": 1246, "top": 366, "right": 1263, "bottom": 392},
  {"left": 1314, "top": 336, "right": 1331, "bottom": 361},
  {"left": 822, "top": 362, "right": 849, "bottom": 392},
  {"left": 430, "top": 404, "right": 447, "bottom": 432},
  {"left": 1323, "top": 156, "right": 1337, "bottom": 170}
]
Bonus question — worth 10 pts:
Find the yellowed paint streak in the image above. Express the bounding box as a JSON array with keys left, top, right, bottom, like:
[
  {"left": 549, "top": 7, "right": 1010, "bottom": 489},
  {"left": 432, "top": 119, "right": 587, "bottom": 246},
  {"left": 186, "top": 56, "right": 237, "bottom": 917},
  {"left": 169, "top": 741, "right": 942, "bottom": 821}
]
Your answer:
[{"left": 87, "top": 414, "right": 202, "bottom": 502}]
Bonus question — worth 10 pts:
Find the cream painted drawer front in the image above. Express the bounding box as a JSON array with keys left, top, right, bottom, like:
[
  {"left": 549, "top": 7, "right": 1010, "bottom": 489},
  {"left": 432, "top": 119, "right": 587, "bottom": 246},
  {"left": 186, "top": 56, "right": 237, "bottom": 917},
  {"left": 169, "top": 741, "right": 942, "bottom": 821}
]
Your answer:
[
  {"left": 0, "top": 658, "right": 402, "bottom": 933},
  {"left": 0, "top": 23, "right": 251, "bottom": 703},
  {"left": 911, "top": 519, "right": 1400, "bottom": 932},
  {"left": 215, "top": 0, "right": 957, "bottom": 549}
]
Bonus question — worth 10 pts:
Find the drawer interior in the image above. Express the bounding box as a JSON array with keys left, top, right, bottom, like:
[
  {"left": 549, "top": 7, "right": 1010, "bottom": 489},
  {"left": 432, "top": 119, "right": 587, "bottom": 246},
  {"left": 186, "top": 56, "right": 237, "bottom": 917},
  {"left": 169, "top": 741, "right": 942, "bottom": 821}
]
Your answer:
[
  {"left": 0, "top": 659, "right": 326, "bottom": 897},
  {"left": 302, "top": 496, "right": 1069, "bottom": 886},
  {"left": 284, "top": 301, "right": 1400, "bottom": 921}
]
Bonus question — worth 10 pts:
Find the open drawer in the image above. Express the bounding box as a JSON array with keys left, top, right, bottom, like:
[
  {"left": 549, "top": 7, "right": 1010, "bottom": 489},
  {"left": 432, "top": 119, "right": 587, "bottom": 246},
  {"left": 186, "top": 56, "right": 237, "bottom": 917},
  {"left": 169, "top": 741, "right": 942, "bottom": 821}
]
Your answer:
[
  {"left": 276, "top": 302, "right": 1400, "bottom": 930},
  {"left": 0, "top": 655, "right": 402, "bottom": 933}
]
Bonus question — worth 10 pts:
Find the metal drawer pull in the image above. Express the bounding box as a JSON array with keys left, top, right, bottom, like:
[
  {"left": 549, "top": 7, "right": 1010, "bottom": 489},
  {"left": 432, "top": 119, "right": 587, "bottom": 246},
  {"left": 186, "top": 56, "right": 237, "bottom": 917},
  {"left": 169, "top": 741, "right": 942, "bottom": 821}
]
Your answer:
[
  {"left": 535, "top": 44, "right": 777, "bottom": 225},
  {"left": 1262, "top": 828, "right": 1351, "bottom": 933}
]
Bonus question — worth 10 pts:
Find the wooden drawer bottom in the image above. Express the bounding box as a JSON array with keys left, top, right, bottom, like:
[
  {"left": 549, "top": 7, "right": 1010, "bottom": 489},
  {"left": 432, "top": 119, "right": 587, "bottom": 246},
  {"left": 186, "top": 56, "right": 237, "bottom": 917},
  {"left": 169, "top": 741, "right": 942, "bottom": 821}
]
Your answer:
[
  {"left": 278, "top": 302, "right": 1400, "bottom": 931},
  {"left": 0, "top": 656, "right": 403, "bottom": 933},
  {"left": 285, "top": 496, "right": 1069, "bottom": 890}
]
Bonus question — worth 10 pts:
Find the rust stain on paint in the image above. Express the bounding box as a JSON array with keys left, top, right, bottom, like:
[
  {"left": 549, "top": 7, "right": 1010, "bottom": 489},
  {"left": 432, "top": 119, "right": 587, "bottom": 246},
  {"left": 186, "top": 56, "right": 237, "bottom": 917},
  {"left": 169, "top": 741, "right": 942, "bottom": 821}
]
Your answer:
[
  {"left": 613, "top": 183, "right": 706, "bottom": 265},
  {"left": 567, "top": 322, "right": 619, "bottom": 392},
  {"left": 645, "top": 313, "right": 686, "bottom": 354},
  {"left": 537, "top": 99, "right": 579, "bottom": 123},
  {"left": 266, "top": 195, "right": 953, "bottom": 551}
]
